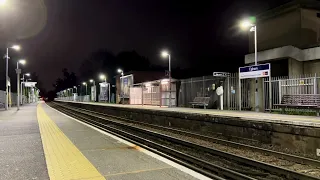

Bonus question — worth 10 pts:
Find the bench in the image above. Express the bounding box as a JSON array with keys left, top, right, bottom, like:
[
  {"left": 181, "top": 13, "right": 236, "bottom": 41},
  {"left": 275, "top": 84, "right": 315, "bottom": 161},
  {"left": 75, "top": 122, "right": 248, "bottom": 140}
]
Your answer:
[
  {"left": 274, "top": 94, "right": 320, "bottom": 116},
  {"left": 189, "top": 97, "right": 210, "bottom": 109}
]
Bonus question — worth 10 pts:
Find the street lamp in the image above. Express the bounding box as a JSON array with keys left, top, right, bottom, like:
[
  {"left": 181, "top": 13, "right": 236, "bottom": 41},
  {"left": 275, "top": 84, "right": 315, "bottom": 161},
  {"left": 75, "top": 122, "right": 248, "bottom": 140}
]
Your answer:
[
  {"left": 239, "top": 18, "right": 259, "bottom": 112},
  {"left": 89, "top": 79, "right": 96, "bottom": 102},
  {"left": 21, "top": 73, "right": 30, "bottom": 105},
  {"left": 16, "top": 59, "right": 26, "bottom": 110},
  {"left": 4, "top": 45, "right": 20, "bottom": 110},
  {"left": 99, "top": 74, "right": 110, "bottom": 103},
  {"left": 117, "top": 69, "right": 124, "bottom": 104},
  {"left": 82, "top": 82, "right": 87, "bottom": 95},
  {"left": 161, "top": 50, "right": 172, "bottom": 107},
  {"left": 73, "top": 86, "right": 77, "bottom": 94}
]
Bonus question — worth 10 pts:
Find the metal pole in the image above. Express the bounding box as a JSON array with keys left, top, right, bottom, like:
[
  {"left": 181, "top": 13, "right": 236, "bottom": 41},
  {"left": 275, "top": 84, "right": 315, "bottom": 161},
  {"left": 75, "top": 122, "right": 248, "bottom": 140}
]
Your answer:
[
  {"left": 238, "top": 69, "right": 241, "bottom": 111},
  {"left": 269, "top": 64, "right": 272, "bottom": 112},
  {"left": 105, "top": 78, "right": 107, "bottom": 103},
  {"left": 254, "top": 25, "right": 259, "bottom": 112},
  {"left": 121, "top": 73, "right": 124, "bottom": 104},
  {"left": 169, "top": 54, "right": 172, "bottom": 107},
  {"left": 5, "top": 48, "right": 9, "bottom": 110},
  {"left": 108, "top": 83, "right": 111, "bottom": 103},
  {"left": 17, "top": 62, "right": 20, "bottom": 110}
]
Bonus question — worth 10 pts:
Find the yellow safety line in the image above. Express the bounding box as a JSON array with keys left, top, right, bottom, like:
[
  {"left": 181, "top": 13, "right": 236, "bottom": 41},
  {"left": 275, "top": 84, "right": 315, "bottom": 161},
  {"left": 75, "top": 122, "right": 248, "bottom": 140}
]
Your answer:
[{"left": 37, "top": 103, "right": 105, "bottom": 180}]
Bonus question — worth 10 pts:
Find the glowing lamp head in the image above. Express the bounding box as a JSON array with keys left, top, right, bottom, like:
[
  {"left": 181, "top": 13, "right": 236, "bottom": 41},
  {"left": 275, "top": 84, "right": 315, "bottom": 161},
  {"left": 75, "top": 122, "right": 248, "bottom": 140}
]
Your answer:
[
  {"left": 117, "top": 69, "right": 122, "bottom": 73},
  {"left": 99, "top": 74, "right": 106, "bottom": 80},
  {"left": 82, "top": 82, "right": 86, "bottom": 85},
  {"left": 161, "top": 51, "right": 169, "bottom": 57},
  {"left": 11, "top": 45, "right": 21, "bottom": 51},
  {"left": 19, "top": 59, "right": 26, "bottom": 65},
  {"left": 25, "top": 73, "right": 30, "bottom": 76},
  {"left": 239, "top": 19, "right": 254, "bottom": 30},
  {"left": 89, "top": 79, "right": 94, "bottom": 83}
]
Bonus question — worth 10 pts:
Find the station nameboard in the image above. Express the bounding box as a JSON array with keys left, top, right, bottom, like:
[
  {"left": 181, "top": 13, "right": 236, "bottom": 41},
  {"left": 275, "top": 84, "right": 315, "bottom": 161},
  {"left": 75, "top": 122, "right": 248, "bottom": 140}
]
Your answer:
[{"left": 239, "top": 63, "right": 270, "bottom": 79}]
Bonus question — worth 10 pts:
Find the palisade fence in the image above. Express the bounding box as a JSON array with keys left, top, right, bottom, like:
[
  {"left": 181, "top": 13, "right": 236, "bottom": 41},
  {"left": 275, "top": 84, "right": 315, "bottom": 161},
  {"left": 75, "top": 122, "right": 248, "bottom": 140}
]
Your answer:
[
  {"left": 178, "top": 74, "right": 252, "bottom": 110},
  {"left": 57, "top": 95, "right": 90, "bottom": 102},
  {"left": 263, "top": 73, "right": 320, "bottom": 111},
  {"left": 0, "top": 90, "right": 27, "bottom": 108},
  {"left": 179, "top": 73, "right": 320, "bottom": 112}
]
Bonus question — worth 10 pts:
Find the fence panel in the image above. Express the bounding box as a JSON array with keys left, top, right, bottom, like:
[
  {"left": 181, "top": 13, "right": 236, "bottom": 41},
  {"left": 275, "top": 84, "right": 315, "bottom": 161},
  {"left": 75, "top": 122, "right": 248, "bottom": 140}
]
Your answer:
[{"left": 263, "top": 73, "right": 320, "bottom": 111}]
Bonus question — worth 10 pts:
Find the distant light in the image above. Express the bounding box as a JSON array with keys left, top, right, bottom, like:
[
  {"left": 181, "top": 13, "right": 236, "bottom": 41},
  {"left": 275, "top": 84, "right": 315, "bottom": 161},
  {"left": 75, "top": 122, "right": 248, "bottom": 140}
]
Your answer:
[
  {"left": 11, "top": 45, "right": 21, "bottom": 51},
  {"left": 161, "top": 79, "right": 169, "bottom": 84},
  {"left": 89, "top": 79, "right": 94, "bottom": 83},
  {"left": 73, "top": 86, "right": 77, "bottom": 88},
  {"left": 82, "top": 82, "right": 87, "bottom": 85},
  {"left": 18, "top": 59, "right": 26, "bottom": 65},
  {"left": 99, "top": 74, "right": 106, "bottom": 80},
  {"left": 25, "top": 73, "right": 30, "bottom": 76},
  {"left": 0, "top": 0, "right": 7, "bottom": 6},
  {"left": 161, "top": 51, "right": 169, "bottom": 57},
  {"left": 117, "top": 68, "right": 122, "bottom": 73}
]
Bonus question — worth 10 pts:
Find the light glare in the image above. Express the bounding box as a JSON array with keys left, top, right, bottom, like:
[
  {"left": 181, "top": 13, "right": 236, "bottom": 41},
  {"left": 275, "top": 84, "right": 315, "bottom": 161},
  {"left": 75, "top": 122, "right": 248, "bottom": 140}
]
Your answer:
[
  {"left": 12, "top": 45, "right": 21, "bottom": 51},
  {"left": 99, "top": 74, "right": 106, "bottom": 80},
  {"left": 89, "top": 79, "right": 94, "bottom": 83},
  {"left": 117, "top": 69, "right": 122, "bottom": 73},
  {"left": 82, "top": 82, "right": 87, "bottom": 85},
  {"left": 161, "top": 51, "right": 169, "bottom": 57},
  {"left": 25, "top": 73, "right": 30, "bottom": 76},
  {"left": 19, "top": 59, "right": 26, "bottom": 65},
  {"left": 0, "top": 0, "right": 7, "bottom": 6},
  {"left": 239, "top": 20, "right": 253, "bottom": 30}
]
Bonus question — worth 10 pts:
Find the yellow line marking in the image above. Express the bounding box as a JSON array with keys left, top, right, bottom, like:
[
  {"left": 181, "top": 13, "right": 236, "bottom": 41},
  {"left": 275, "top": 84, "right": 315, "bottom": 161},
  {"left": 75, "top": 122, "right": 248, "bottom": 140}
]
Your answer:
[
  {"left": 104, "top": 166, "right": 173, "bottom": 177},
  {"left": 37, "top": 103, "right": 105, "bottom": 180}
]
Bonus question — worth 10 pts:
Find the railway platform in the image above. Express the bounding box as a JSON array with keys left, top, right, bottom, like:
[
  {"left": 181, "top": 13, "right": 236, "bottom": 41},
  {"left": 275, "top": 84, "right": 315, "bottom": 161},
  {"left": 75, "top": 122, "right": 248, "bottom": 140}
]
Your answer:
[
  {"left": 54, "top": 100, "right": 320, "bottom": 159},
  {"left": 0, "top": 102, "right": 209, "bottom": 180}
]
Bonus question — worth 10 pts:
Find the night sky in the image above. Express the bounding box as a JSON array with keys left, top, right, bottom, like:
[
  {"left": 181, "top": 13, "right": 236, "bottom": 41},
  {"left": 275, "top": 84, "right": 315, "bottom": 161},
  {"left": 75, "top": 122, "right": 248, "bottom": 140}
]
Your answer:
[{"left": 0, "top": 0, "right": 291, "bottom": 90}]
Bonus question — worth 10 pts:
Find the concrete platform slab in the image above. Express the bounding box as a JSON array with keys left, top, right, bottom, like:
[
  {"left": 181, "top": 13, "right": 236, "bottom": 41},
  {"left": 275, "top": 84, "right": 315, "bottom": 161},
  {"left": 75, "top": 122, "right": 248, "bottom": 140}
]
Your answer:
[
  {"left": 0, "top": 104, "right": 49, "bottom": 180},
  {"left": 41, "top": 102, "right": 206, "bottom": 180}
]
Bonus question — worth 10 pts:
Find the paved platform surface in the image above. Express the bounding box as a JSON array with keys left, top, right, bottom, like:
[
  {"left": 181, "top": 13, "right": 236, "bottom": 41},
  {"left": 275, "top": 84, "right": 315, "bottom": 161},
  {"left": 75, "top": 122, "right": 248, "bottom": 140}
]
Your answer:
[
  {"left": 0, "top": 102, "right": 207, "bottom": 180},
  {"left": 0, "top": 104, "right": 49, "bottom": 180},
  {"left": 56, "top": 100, "right": 320, "bottom": 127}
]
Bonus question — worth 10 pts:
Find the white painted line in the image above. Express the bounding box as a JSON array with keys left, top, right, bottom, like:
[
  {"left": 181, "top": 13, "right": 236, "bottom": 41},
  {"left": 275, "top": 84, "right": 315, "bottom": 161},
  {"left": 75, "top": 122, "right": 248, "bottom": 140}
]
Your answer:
[{"left": 46, "top": 103, "right": 212, "bottom": 180}]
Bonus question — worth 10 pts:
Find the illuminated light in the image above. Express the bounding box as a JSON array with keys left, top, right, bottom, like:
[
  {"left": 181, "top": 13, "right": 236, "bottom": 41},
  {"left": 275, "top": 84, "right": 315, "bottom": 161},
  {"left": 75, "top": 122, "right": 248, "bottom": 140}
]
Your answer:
[
  {"left": 19, "top": 59, "right": 26, "bottom": 65},
  {"left": 0, "top": 0, "right": 7, "bottom": 6},
  {"left": 73, "top": 86, "right": 77, "bottom": 88},
  {"left": 117, "top": 68, "right": 122, "bottom": 73},
  {"left": 89, "top": 79, "right": 94, "bottom": 83},
  {"left": 11, "top": 45, "right": 21, "bottom": 51},
  {"left": 161, "top": 51, "right": 169, "bottom": 57},
  {"left": 99, "top": 74, "right": 106, "bottom": 80},
  {"left": 82, "top": 82, "right": 87, "bottom": 85},
  {"left": 25, "top": 73, "right": 30, "bottom": 76},
  {"left": 161, "top": 79, "right": 169, "bottom": 84}
]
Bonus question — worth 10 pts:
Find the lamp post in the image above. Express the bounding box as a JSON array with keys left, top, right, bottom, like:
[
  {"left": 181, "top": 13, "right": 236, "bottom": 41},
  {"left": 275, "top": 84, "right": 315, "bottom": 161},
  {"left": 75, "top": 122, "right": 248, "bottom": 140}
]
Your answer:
[
  {"left": 89, "top": 79, "right": 96, "bottom": 102},
  {"left": 16, "top": 59, "right": 26, "bottom": 110},
  {"left": 161, "top": 51, "right": 172, "bottom": 107},
  {"left": 73, "top": 86, "right": 77, "bottom": 94},
  {"left": 240, "top": 18, "right": 259, "bottom": 112},
  {"left": 21, "top": 73, "right": 30, "bottom": 105},
  {"left": 5, "top": 45, "right": 20, "bottom": 110},
  {"left": 82, "top": 82, "right": 87, "bottom": 95},
  {"left": 117, "top": 68, "right": 124, "bottom": 104},
  {"left": 99, "top": 74, "right": 110, "bottom": 103}
]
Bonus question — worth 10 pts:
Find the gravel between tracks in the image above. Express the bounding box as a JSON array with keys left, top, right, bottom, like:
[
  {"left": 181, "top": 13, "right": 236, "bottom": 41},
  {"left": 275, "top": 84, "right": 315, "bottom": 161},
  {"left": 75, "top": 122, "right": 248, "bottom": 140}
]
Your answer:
[{"left": 122, "top": 121, "right": 320, "bottom": 178}]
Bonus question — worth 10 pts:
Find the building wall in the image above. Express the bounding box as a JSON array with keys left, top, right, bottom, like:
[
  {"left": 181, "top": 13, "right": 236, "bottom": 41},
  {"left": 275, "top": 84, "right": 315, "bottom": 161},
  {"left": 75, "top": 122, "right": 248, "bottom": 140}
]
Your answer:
[
  {"left": 300, "top": 8, "right": 320, "bottom": 47},
  {"left": 288, "top": 58, "right": 304, "bottom": 76},
  {"left": 249, "top": 9, "right": 301, "bottom": 52},
  {"left": 304, "top": 59, "right": 320, "bottom": 74}
]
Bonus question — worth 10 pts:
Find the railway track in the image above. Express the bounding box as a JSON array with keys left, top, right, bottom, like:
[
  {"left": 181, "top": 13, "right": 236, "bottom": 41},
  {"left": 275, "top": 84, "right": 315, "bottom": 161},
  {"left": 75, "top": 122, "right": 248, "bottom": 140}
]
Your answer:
[{"left": 49, "top": 102, "right": 320, "bottom": 180}]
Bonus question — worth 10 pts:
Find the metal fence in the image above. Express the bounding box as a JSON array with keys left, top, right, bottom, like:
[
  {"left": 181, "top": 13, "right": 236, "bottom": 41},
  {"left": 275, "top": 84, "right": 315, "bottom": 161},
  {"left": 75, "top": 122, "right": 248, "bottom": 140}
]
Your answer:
[
  {"left": 0, "top": 90, "right": 28, "bottom": 108},
  {"left": 178, "top": 74, "right": 252, "bottom": 110},
  {"left": 263, "top": 73, "right": 320, "bottom": 111}
]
